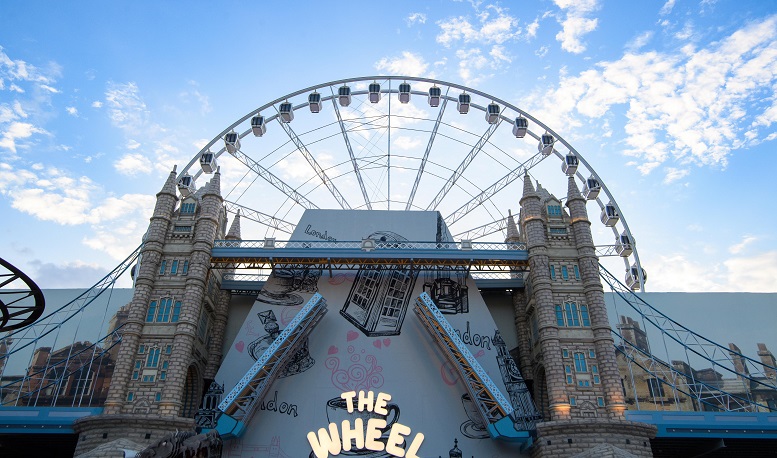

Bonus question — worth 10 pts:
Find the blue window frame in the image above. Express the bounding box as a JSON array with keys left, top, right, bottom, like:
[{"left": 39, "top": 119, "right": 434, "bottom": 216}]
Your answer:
[
  {"left": 597, "top": 397, "right": 605, "bottom": 407},
  {"left": 171, "top": 301, "right": 181, "bottom": 322},
  {"left": 182, "top": 260, "right": 189, "bottom": 275},
  {"left": 146, "top": 347, "right": 161, "bottom": 368},
  {"left": 159, "top": 260, "right": 166, "bottom": 275},
  {"left": 547, "top": 205, "right": 562, "bottom": 217},
  {"left": 562, "top": 266, "right": 569, "bottom": 280},
  {"left": 581, "top": 305, "right": 591, "bottom": 326},
  {"left": 574, "top": 352, "right": 587, "bottom": 372},
  {"left": 146, "top": 302, "right": 157, "bottom": 322},
  {"left": 127, "top": 392, "right": 134, "bottom": 401},
  {"left": 550, "top": 265, "right": 556, "bottom": 279},
  {"left": 555, "top": 305, "right": 565, "bottom": 326},
  {"left": 156, "top": 298, "right": 173, "bottom": 322},
  {"left": 574, "top": 265, "right": 580, "bottom": 280},
  {"left": 181, "top": 202, "right": 196, "bottom": 214},
  {"left": 171, "top": 260, "right": 178, "bottom": 275}
]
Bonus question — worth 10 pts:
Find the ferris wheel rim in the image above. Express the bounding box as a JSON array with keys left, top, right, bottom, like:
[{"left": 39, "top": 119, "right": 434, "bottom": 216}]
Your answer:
[{"left": 177, "top": 76, "right": 646, "bottom": 292}]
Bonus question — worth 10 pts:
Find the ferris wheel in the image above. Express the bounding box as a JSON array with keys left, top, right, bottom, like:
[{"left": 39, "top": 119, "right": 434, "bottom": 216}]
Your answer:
[{"left": 176, "top": 76, "right": 646, "bottom": 292}]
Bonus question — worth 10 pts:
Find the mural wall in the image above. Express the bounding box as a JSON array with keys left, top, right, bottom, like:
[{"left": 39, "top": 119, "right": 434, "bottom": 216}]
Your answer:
[{"left": 211, "top": 210, "right": 529, "bottom": 457}]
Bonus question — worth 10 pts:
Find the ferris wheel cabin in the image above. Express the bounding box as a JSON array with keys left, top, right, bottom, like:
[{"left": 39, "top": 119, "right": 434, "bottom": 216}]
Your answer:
[
  {"left": 338, "top": 85, "right": 352, "bottom": 107},
  {"left": 512, "top": 117, "right": 528, "bottom": 138},
  {"left": 562, "top": 153, "right": 579, "bottom": 176},
  {"left": 582, "top": 176, "right": 601, "bottom": 200},
  {"left": 485, "top": 103, "right": 500, "bottom": 124},
  {"left": 457, "top": 93, "right": 471, "bottom": 114},
  {"left": 251, "top": 115, "right": 266, "bottom": 137},
  {"left": 308, "top": 92, "right": 322, "bottom": 113},
  {"left": 428, "top": 86, "right": 442, "bottom": 107},
  {"left": 177, "top": 174, "right": 195, "bottom": 197},
  {"left": 616, "top": 232, "right": 633, "bottom": 257},
  {"left": 199, "top": 151, "right": 217, "bottom": 174},
  {"left": 626, "top": 264, "right": 647, "bottom": 290},
  {"left": 398, "top": 82, "right": 411, "bottom": 103},
  {"left": 368, "top": 82, "right": 381, "bottom": 103},
  {"left": 278, "top": 101, "right": 294, "bottom": 123},
  {"left": 539, "top": 133, "right": 555, "bottom": 156},
  {"left": 224, "top": 131, "right": 240, "bottom": 154},
  {"left": 600, "top": 203, "right": 619, "bottom": 226}
]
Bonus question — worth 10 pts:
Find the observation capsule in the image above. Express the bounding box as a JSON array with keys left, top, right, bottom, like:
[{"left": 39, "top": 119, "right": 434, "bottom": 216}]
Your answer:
[
  {"left": 398, "top": 82, "right": 411, "bottom": 104},
  {"left": 539, "top": 133, "right": 554, "bottom": 156},
  {"left": 428, "top": 86, "right": 441, "bottom": 107},
  {"left": 251, "top": 115, "right": 266, "bottom": 137},
  {"left": 224, "top": 131, "right": 240, "bottom": 154},
  {"left": 308, "top": 92, "right": 322, "bottom": 113},
  {"left": 457, "top": 92, "right": 470, "bottom": 114},
  {"left": 368, "top": 82, "right": 381, "bottom": 103},
  {"left": 338, "top": 85, "right": 352, "bottom": 107},
  {"left": 485, "top": 102, "right": 500, "bottom": 124},
  {"left": 616, "top": 231, "right": 633, "bottom": 257},
  {"left": 600, "top": 203, "right": 619, "bottom": 226},
  {"left": 582, "top": 176, "right": 601, "bottom": 200},
  {"left": 177, "top": 174, "right": 195, "bottom": 197},
  {"left": 626, "top": 264, "right": 647, "bottom": 290},
  {"left": 512, "top": 116, "right": 528, "bottom": 138},
  {"left": 199, "top": 150, "right": 217, "bottom": 174},
  {"left": 279, "top": 101, "right": 294, "bottom": 123},
  {"left": 562, "top": 152, "right": 579, "bottom": 176}
]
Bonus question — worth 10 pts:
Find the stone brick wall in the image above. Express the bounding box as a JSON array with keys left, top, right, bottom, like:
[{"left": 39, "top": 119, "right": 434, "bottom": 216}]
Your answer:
[
  {"left": 74, "top": 414, "right": 195, "bottom": 457},
  {"left": 531, "top": 418, "right": 657, "bottom": 458}
]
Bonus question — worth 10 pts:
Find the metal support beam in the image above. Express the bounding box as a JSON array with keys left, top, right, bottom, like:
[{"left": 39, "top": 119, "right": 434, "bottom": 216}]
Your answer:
[
  {"left": 426, "top": 118, "right": 502, "bottom": 211},
  {"left": 445, "top": 152, "right": 548, "bottom": 226},
  {"left": 330, "top": 93, "right": 372, "bottom": 210},
  {"left": 453, "top": 216, "right": 509, "bottom": 241},
  {"left": 406, "top": 88, "right": 449, "bottom": 210},
  {"left": 230, "top": 149, "right": 319, "bottom": 209},
  {"left": 224, "top": 200, "right": 296, "bottom": 235},
  {"left": 275, "top": 109, "right": 351, "bottom": 209}
]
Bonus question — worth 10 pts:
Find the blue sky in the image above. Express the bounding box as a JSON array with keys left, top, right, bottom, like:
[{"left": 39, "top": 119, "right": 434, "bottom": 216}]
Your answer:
[{"left": 1, "top": 0, "right": 777, "bottom": 301}]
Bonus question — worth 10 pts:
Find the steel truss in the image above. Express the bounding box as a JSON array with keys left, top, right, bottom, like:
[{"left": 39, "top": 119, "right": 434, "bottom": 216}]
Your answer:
[
  {"left": 414, "top": 293, "right": 538, "bottom": 444},
  {"left": 224, "top": 200, "right": 296, "bottom": 235},
  {"left": 216, "top": 293, "right": 328, "bottom": 439},
  {"left": 600, "top": 263, "right": 777, "bottom": 412}
]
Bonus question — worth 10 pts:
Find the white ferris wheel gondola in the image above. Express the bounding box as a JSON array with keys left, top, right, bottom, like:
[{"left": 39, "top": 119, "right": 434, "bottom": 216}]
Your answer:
[
  {"left": 512, "top": 116, "right": 528, "bottom": 138},
  {"left": 582, "top": 176, "right": 601, "bottom": 200},
  {"left": 177, "top": 174, "right": 196, "bottom": 197},
  {"left": 457, "top": 92, "right": 471, "bottom": 114},
  {"left": 368, "top": 82, "right": 381, "bottom": 103},
  {"left": 338, "top": 85, "right": 352, "bottom": 107},
  {"left": 626, "top": 263, "right": 647, "bottom": 291},
  {"left": 428, "top": 85, "right": 441, "bottom": 107},
  {"left": 398, "top": 82, "right": 411, "bottom": 104},
  {"left": 562, "top": 152, "right": 579, "bottom": 176},
  {"left": 278, "top": 101, "right": 294, "bottom": 123},
  {"left": 308, "top": 92, "right": 322, "bottom": 113},
  {"left": 616, "top": 231, "right": 634, "bottom": 257},
  {"left": 601, "top": 203, "right": 619, "bottom": 226},
  {"left": 199, "top": 150, "right": 217, "bottom": 174},
  {"left": 485, "top": 102, "right": 500, "bottom": 124},
  {"left": 539, "top": 133, "right": 554, "bottom": 156},
  {"left": 250, "top": 115, "right": 266, "bottom": 137},
  {"left": 224, "top": 131, "right": 240, "bottom": 154}
]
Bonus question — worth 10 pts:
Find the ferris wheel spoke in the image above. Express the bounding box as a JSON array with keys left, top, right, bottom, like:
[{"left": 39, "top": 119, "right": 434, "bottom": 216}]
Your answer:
[
  {"left": 453, "top": 216, "right": 510, "bottom": 241},
  {"left": 330, "top": 92, "right": 372, "bottom": 210},
  {"left": 223, "top": 200, "right": 296, "bottom": 235},
  {"left": 274, "top": 110, "right": 351, "bottom": 210},
  {"left": 231, "top": 149, "right": 319, "bottom": 209},
  {"left": 406, "top": 89, "right": 449, "bottom": 211},
  {"left": 425, "top": 118, "right": 502, "bottom": 211},
  {"left": 445, "top": 151, "right": 549, "bottom": 226}
]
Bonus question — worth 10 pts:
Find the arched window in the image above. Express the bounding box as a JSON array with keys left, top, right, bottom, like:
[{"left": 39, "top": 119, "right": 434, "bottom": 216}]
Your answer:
[
  {"left": 555, "top": 305, "right": 564, "bottom": 326},
  {"left": 557, "top": 302, "right": 590, "bottom": 327}
]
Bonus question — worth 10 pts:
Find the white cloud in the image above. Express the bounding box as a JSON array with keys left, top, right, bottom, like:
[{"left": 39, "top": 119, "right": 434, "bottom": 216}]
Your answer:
[
  {"left": 526, "top": 15, "right": 777, "bottom": 173},
  {"left": 393, "top": 136, "right": 422, "bottom": 151},
  {"left": 663, "top": 167, "right": 689, "bottom": 184},
  {"left": 114, "top": 153, "right": 146, "bottom": 176},
  {"left": 91, "top": 100, "right": 103, "bottom": 108},
  {"left": 729, "top": 235, "right": 757, "bottom": 254},
  {"left": 436, "top": 5, "right": 523, "bottom": 47},
  {"left": 0, "top": 121, "right": 47, "bottom": 153},
  {"left": 406, "top": 12, "right": 427, "bottom": 26},
  {"left": 646, "top": 251, "right": 777, "bottom": 292},
  {"left": 65, "top": 106, "right": 78, "bottom": 116},
  {"left": 553, "top": 0, "right": 600, "bottom": 54},
  {"left": 105, "top": 82, "right": 149, "bottom": 134},
  {"left": 375, "top": 52, "right": 430, "bottom": 77},
  {"left": 627, "top": 31, "right": 654, "bottom": 51},
  {"left": 659, "top": 0, "right": 676, "bottom": 15},
  {"left": 724, "top": 251, "right": 777, "bottom": 292},
  {"left": 127, "top": 139, "right": 141, "bottom": 150}
]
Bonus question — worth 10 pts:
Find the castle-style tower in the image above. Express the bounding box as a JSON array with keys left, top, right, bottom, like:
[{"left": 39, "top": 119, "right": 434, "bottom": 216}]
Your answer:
[
  {"left": 513, "top": 175, "right": 655, "bottom": 457},
  {"left": 74, "top": 168, "right": 233, "bottom": 455}
]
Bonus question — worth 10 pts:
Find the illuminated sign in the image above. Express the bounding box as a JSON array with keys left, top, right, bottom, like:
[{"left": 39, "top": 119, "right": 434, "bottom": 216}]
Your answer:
[{"left": 307, "top": 390, "right": 425, "bottom": 458}]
